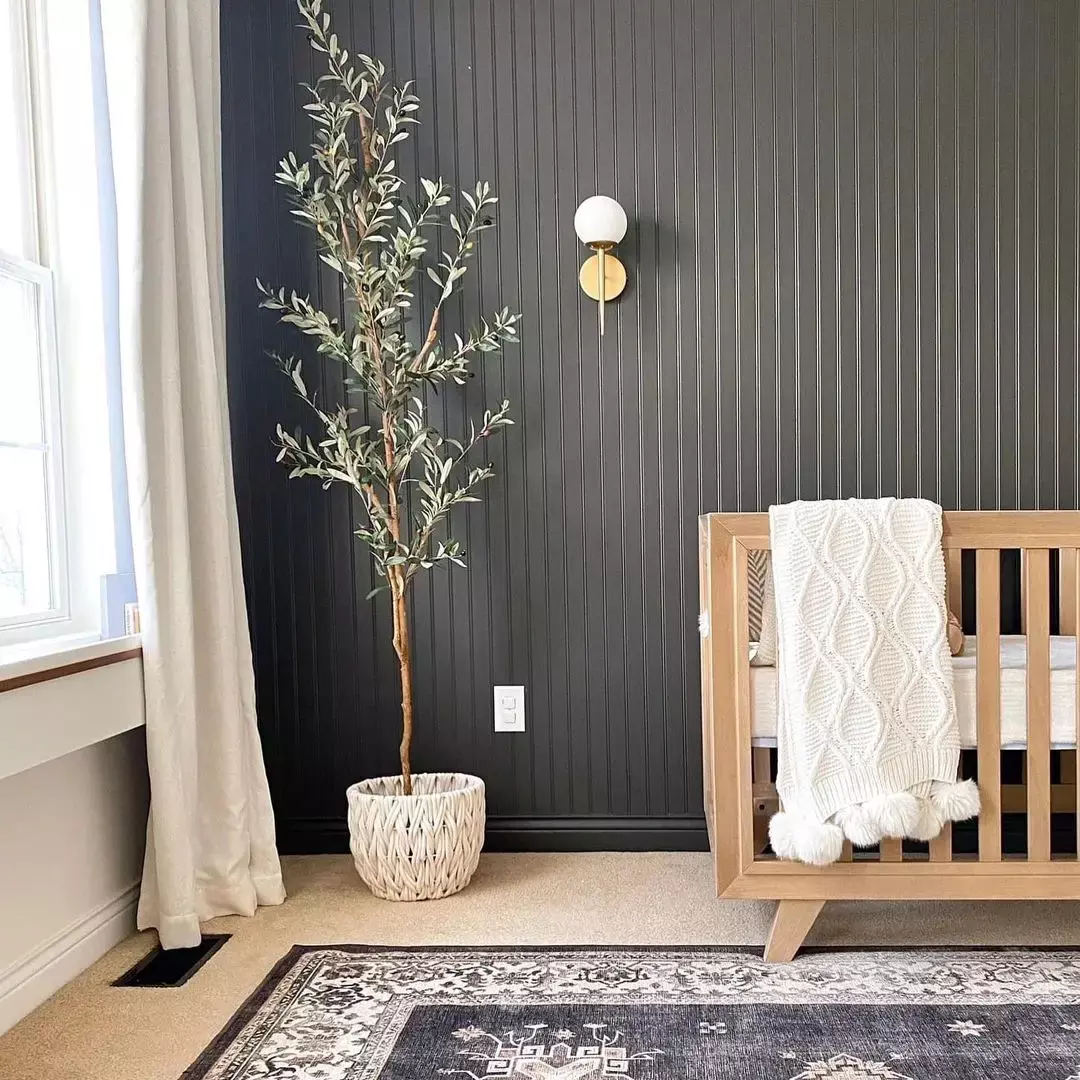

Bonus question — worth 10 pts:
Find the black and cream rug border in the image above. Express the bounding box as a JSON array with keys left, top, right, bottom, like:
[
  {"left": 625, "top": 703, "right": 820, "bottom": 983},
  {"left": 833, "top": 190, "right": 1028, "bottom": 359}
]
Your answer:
[{"left": 182, "top": 945, "right": 1080, "bottom": 1079}]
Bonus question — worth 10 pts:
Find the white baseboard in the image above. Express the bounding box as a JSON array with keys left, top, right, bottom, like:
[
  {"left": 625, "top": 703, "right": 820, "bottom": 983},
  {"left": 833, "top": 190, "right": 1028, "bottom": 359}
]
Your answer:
[{"left": 0, "top": 882, "right": 140, "bottom": 1035}]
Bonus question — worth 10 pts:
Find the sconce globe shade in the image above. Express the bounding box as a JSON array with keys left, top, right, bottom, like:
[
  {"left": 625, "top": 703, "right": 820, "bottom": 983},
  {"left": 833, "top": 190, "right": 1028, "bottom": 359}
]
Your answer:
[{"left": 574, "top": 195, "right": 628, "bottom": 247}]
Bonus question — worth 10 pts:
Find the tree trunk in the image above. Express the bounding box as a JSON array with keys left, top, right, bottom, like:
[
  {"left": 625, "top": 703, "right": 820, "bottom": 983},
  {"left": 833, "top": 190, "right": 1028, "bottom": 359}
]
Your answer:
[{"left": 390, "top": 568, "right": 414, "bottom": 795}]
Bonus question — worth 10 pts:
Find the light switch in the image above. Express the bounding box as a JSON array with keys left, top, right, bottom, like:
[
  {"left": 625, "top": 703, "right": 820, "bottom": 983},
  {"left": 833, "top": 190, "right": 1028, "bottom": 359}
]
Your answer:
[{"left": 493, "top": 685, "right": 525, "bottom": 732}]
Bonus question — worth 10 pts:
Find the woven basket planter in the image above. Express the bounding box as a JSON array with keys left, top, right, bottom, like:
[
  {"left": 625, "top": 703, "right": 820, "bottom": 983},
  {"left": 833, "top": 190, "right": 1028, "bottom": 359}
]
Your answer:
[{"left": 345, "top": 772, "right": 485, "bottom": 901}]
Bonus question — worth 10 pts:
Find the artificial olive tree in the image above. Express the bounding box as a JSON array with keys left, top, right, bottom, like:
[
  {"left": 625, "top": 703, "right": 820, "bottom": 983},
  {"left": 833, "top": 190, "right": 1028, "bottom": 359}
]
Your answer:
[{"left": 259, "top": 0, "right": 519, "bottom": 793}]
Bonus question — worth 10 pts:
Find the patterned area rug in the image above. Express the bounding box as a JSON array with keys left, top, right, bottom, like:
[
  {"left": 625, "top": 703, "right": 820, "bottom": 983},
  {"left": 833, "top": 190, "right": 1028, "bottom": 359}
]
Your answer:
[{"left": 183, "top": 946, "right": 1080, "bottom": 1079}]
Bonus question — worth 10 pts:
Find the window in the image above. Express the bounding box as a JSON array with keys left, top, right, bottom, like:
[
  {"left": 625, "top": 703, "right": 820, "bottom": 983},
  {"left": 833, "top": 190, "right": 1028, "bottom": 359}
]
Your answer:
[
  {"left": 0, "top": 1, "right": 66, "bottom": 634},
  {"left": 0, "top": 257, "right": 63, "bottom": 628},
  {"left": 0, "top": 0, "right": 126, "bottom": 650}
]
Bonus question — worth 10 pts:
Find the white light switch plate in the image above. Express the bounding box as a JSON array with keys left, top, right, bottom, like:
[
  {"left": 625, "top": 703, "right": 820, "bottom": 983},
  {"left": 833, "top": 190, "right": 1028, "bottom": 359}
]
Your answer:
[{"left": 493, "top": 685, "right": 525, "bottom": 732}]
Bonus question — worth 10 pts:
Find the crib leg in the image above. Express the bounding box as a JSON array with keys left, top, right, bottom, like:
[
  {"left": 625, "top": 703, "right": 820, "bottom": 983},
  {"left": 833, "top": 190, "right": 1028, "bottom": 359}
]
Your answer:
[{"left": 763, "top": 900, "right": 825, "bottom": 963}]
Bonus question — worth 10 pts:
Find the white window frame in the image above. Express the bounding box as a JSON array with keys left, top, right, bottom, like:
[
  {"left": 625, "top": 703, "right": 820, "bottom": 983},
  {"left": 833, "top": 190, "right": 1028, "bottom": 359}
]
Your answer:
[
  {"left": 0, "top": 252, "right": 70, "bottom": 635},
  {"left": 0, "top": 0, "right": 117, "bottom": 651}
]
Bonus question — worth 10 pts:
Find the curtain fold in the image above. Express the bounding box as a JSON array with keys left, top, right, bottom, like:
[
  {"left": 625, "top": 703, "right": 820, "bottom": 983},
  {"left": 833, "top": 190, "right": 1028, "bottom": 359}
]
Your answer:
[{"left": 99, "top": 0, "right": 285, "bottom": 949}]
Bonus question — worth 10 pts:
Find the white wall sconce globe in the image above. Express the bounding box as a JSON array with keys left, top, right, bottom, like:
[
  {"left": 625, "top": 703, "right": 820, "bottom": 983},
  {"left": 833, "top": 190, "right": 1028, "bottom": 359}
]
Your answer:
[{"left": 574, "top": 195, "right": 628, "bottom": 247}]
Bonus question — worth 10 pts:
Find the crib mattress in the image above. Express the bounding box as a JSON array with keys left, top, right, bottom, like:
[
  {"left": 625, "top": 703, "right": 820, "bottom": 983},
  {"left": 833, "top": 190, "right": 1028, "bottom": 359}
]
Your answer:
[{"left": 750, "top": 634, "right": 1079, "bottom": 749}]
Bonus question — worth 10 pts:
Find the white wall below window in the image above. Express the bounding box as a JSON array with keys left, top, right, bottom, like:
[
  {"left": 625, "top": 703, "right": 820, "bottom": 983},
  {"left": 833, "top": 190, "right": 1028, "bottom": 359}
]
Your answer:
[
  {"left": 0, "top": 672, "right": 148, "bottom": 1034},
  {"left": 0, "top": 637, "right": 144, "bottom": 780}
]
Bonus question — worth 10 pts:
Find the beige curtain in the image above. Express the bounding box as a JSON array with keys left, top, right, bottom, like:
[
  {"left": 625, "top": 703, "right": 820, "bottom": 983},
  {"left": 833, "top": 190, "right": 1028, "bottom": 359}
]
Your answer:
[{"left": 100, "top": 0, "right": 285, "bottom": 948}]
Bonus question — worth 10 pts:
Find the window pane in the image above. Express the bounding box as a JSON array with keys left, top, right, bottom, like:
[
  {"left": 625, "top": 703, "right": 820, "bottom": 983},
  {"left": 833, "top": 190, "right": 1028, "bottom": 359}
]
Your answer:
[
  {"left": 0, "top": 446, "right": 54, "bottom": 618},
  {"left": 0, "top": 1, "right": 35, "bottom": 259},
  {"left": 0, "top": 267, "right": 45, "bottom": 446}
]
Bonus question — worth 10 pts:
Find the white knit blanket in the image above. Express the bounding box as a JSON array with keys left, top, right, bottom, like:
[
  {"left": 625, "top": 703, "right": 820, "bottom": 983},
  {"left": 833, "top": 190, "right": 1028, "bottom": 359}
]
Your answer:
[{"left": 768, "top": 498, "right": 980, "bottom": 866}]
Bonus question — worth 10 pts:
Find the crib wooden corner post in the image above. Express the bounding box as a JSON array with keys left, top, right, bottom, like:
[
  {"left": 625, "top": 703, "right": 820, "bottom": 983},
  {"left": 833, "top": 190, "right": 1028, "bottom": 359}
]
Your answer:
[
  {"left": 700, "top": 515, "right": 757, "bottom": 898},
  {"left": 702, "top": 515, "right": 737, "bottom": 896}
]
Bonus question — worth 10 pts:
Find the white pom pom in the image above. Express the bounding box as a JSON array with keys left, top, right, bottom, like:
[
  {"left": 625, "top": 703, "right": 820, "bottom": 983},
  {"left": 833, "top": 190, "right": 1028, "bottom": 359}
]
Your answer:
[
  {"left": 909, "top": 800, "right": 945, "bottom": 841},
  {"left": 862, "top": 792, "right": 922, "bottom": 838},
  {"left": 931, "top": 778, "right": 981, "bottom": 823},
  {"left": 832, "top": 803, "right": 884, "bottom": 848},
  {"left": 833, "top": 792, "right": 920, "bottom": 846},
  {"left": 769, "top": 811, "right": 845, "bottom": 866}
]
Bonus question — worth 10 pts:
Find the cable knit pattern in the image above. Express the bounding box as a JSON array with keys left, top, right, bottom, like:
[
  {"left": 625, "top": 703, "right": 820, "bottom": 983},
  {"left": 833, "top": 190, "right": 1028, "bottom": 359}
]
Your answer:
[{"left": 768, "top": 498, "right": 979, "bottom": 865}]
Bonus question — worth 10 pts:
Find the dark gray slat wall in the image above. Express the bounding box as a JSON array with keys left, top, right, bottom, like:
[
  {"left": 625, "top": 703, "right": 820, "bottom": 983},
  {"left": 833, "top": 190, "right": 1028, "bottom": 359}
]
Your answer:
[{"left": 220, "top": 0, "right": 1080, "bottom": 850}]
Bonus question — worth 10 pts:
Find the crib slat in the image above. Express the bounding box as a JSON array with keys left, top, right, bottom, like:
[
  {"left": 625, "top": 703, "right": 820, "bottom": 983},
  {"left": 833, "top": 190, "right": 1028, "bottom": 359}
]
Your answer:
[
  {"left": 1074, "top": 550, "right": 1080, "bottom": 861},
  {"left": 933, "top": 546, "right": 963, "bottom": 865},
  {"left": 929, "top": 825, "right": 952, "bottom": 862},
  {"left": 946, "top": 548, "right": 963, "bottom": 615},
  {"left": 732, "top": 541, "right": 757, "bottom": 870},
  {"left": 1060, "top": 549, "right": 1077, "bottom": 636},
  {"left": 976, "top": 550, "right": 1002, "bottom": 862},
  {"left": 1025, "top": 548, "right": 1052, "bottom": 864},
  {"left": 752, "top": 747, "right": 772, "bottom": 855},
  {"left": 1063, "top": 752, "right": 1077, "bottom": 785},
  {"left": 879, "top": 838, "right": 903, "bottom": 862},
  {"left": 753, "top": 747, "right": 771, "bottom": 784}
]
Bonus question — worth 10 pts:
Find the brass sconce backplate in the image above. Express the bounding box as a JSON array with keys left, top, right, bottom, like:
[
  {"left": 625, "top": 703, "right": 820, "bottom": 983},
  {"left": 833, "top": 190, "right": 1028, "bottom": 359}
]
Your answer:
[{"left": 578, "top": 253, "right": 627, "bottom": 302}]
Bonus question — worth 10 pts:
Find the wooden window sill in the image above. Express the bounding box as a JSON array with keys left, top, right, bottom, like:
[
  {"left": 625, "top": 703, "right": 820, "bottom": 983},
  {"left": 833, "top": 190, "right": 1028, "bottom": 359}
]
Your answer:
[{"left": 0, "top": 635, "right": 142, "bottom": 695}]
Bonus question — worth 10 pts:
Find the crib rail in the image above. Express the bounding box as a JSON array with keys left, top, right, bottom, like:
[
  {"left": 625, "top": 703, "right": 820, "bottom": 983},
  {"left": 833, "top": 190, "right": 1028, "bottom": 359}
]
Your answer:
[{"left": 699, "top": 510, "right": 1080, "bottom": 903}]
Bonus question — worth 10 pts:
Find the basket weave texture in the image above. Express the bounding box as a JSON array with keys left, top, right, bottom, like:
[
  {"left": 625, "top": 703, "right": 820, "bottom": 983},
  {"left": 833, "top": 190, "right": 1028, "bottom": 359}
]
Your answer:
[{"left": 346, "top": 772, "right": 485, "bottom": 901}]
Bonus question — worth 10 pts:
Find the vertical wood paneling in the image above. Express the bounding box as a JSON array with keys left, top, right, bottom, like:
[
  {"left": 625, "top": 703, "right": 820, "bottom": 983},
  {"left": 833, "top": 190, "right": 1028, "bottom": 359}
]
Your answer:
[{"left": 221, "top": 1, "right": 1080, "bottom": 850}]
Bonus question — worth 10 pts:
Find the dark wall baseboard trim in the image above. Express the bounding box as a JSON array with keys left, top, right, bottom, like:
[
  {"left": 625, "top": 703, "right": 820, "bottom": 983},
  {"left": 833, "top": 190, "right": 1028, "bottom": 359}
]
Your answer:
[
  {"left": 485, "top": 816, "right": 710, "bottom": 852},
  {"left": 277, "top": 816, "right": 710, "bottom": 855}
]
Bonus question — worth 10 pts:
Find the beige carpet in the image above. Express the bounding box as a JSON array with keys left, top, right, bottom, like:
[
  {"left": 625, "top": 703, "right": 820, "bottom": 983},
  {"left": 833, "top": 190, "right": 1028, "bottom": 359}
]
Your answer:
[{"left": 2, "top": 852, "right": 1080, "bottom": 1079}]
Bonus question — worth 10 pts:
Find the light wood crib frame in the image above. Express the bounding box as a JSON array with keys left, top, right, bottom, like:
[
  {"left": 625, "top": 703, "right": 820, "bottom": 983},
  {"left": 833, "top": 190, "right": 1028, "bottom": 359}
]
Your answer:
[{"left": 698, "top": 510, "right": 1080, "bottom": 962}]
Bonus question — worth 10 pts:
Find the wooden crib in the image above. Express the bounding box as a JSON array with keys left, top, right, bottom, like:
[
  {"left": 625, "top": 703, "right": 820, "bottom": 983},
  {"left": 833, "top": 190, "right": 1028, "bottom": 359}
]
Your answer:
[{"left": 698, "top": 510, "right": 1080, "bottom": 961}]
